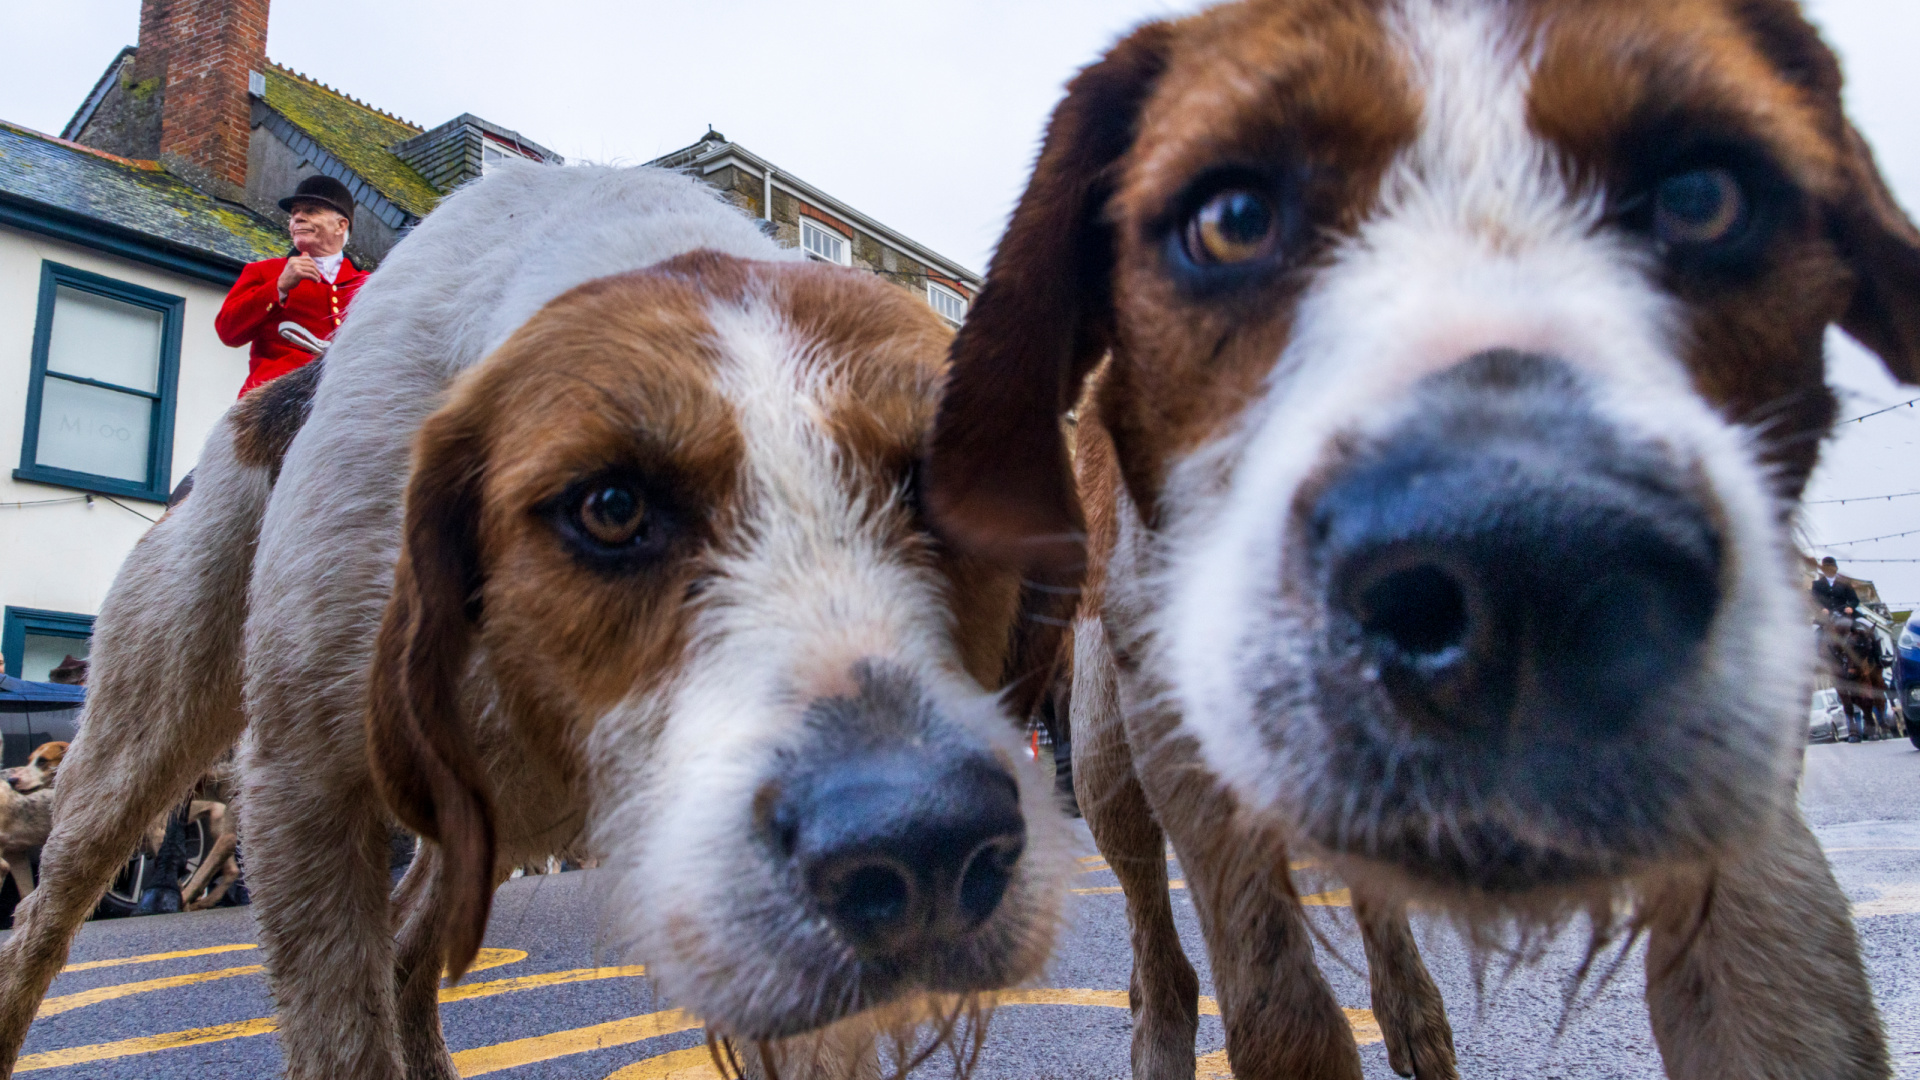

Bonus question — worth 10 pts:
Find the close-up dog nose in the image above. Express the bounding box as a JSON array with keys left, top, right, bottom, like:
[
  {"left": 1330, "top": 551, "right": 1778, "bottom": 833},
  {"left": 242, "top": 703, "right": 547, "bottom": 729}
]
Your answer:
[
  {"left": 767, "top": 749, "right": 1026, "bottom": 956},
  {"left": 1310, "top": 351, "right": 1722, "bottom": 740}
]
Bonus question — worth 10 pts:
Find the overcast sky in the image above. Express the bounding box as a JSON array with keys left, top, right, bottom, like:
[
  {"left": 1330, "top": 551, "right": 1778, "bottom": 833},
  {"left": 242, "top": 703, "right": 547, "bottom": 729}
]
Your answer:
[{"left": 3, "top": 0, "right": 1916, "bottom": 607}]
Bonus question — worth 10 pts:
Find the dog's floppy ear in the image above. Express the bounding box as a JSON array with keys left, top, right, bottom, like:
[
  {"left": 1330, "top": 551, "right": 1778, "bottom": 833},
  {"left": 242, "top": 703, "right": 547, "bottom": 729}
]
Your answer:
[
  {"left": 926, "top": 22, "right": 1173, "bottom": 575},
  {"left": 1831, "top": 121, "right": 1920, "bottom": 385},
  {"left": 366, "top": 399, "right": 497, "bottom": 980}
]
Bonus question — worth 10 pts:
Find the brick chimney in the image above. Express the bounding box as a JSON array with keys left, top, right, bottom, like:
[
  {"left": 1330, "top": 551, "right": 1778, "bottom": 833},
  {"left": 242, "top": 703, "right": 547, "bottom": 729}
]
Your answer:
[{"left": 128, "top": 0, "right": 269, "bottom": 200}]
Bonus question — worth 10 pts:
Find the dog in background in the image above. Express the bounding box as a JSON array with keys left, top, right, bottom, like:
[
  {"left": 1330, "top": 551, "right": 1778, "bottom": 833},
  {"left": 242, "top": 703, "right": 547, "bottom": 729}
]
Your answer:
[
  {"left": 7, "top": 743, "right": 64, "bottom": 797},
  {"left": 0, "top": 743, "right": 67, "bottom": 902},
  {"left": 0, "top": 164, "right": 1068, "bottom": 1080},
  {"left": 929, "top": 1, "right": 1913, "bottom": 1077}
]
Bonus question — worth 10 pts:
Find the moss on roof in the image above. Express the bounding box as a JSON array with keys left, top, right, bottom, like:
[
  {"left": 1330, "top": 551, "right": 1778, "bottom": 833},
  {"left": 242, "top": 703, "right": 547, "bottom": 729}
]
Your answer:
[
  {"left": 0, "top": 120, "right": 286, "bottom": 263},
  {"left": 262, "top": 65, "right": 441, "bottom": 217}
]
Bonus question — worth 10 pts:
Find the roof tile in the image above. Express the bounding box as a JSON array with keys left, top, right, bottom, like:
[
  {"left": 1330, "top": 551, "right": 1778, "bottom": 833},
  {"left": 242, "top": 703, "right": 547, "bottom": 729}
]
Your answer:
[
  {"left": 262, "top": 64, "right": 441, "bottom": 218},
  {"left": 0, "top": 119, "right": 286, "bottom": 265}
]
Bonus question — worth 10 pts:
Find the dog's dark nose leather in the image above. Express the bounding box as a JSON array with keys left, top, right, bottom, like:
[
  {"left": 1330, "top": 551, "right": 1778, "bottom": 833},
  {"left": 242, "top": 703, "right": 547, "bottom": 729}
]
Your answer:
[
  {"left": 765, "top": 664, "right": 1025, "bottom": 957},
  {"left": 1311, "top": 351, "right": 1722, "bottom": 740},
  {"left": 775, "top": 752, "right": 1024, "bottom": 954}
]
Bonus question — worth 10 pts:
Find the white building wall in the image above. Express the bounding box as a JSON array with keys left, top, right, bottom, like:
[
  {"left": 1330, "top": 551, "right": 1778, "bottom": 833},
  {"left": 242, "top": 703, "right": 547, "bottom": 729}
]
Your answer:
[{"left": 0, "top": 225, "right": 248, "bottom": 659}]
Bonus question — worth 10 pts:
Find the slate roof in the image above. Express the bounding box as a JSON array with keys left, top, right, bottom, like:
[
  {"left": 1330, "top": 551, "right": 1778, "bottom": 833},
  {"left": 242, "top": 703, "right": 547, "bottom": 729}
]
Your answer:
[
  {"left": 0, "top": 119, "right": 285, "bottom": 266},
  {"left": 260, "top": 64, "right": 441, "bottom": 219}
]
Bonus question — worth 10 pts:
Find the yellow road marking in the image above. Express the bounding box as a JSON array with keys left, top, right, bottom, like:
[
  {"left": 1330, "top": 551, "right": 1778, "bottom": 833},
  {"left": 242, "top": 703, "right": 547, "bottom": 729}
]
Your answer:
[
  {"left": 1194, "top": 1009, "right": 1382, "bottom": 1079},
  {"left": 1072, "top": 881, "right": 1350, "bottom": 907},
  {"left": 452, "top": 1009, "right": 701, "bottom": 1077},
  {"left": 38, "top": 947, "right": 534, "bottom": 1020},
  {"left": 17, "top": 1018, "right": 278, "bottom": 1072},
  {"left": 994, "top": 988, "right": 1130, "bottom": 1008},
  {"left": 442, "top": 965, "right": 649, "bottom": 1004},
  {"left": 20, "top": 962, "right": 650, "bottom": 1071},
  {"left": 40, "top": 964, "right": 263, "bottom": 1018},
  {"left": 604, "top": 1045, "right": 718, "bottom": 1079},
  {"left": 456, "top": 948, "right": 530, "bottom": 978},
  {"left": 989, "top": 989, "right": 1375, "bottom": 1039},
  {"left": 1854, "top": 883, "right": 1920, "bottom": 917},
  {"left": 600, "top": 991, "right": 1380, "bottom": 1080},
  {"left": 1079, "top": 858, "right": 1318, "bottom": 875},
  {"left": 1072, "top": 881, "right": 1173, "bottom": 895},
  {"left": 60, "top": 944, "right": 256, "bottom": 974}
]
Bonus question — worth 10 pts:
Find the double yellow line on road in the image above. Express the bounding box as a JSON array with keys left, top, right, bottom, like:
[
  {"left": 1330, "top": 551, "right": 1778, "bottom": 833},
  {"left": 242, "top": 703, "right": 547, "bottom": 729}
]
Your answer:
[
  {"left": 593, "top": 988, "right": 1383, "bottom": 1080},
  {"left": 24, "top": 943, "right": 1383, "bottom": 1078},
  {"left": 18, "top": 951, "right": 644, "bottom": 1073}
]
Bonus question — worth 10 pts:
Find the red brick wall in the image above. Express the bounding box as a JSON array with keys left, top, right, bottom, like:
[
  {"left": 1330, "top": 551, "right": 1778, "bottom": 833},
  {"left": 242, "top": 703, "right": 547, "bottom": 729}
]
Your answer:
[
  {"left": 138, "top": 0, "right": 269, "bottom": 190},
  {"left": 798, "top": 202, "right": 854, "bottom": 239}
]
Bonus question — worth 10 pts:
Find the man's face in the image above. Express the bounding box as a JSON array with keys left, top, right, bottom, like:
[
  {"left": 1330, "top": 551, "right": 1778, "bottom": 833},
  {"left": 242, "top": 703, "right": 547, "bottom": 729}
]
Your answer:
[
  {"left": 1824, "top": 562, "right": 1839, "bottom": 578},
  {"left": 288, "top": 201, "right": 349, "bottom": 256}
]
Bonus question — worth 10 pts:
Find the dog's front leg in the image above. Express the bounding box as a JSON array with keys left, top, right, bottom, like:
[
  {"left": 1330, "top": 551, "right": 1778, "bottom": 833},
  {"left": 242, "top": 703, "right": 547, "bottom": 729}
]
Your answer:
[
  {"left": 1642, "top": 808, "right": 1890, "bottom": 1080},
  {"left": 0, "top": 434, "right": 267, "bottom": 1078},
  {"left": 181, "top": 814, "right": 237, "bottom": 911},
  {"left": 391, "top": 841, "right": 458, "bottom": 1080},
  {"left": 1072, "top": 617, "right": 1200, "bottom": 1080},
  {"left": 1351, "top": 889, "right": 1456, "bottom": 1080},
  {"left": 0, "top": 858, "right": 26, "bottom": 902},
  {"left": 1126, "top": 711, "right": 1362, "bottom": 1080}
]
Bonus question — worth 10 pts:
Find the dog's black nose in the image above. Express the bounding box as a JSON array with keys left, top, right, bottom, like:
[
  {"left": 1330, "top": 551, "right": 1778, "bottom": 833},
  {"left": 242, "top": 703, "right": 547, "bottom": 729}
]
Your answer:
[
  {"left": 1311, "top": 351, "right": 1722, "bottom": 740},
  {"left": 768, "top": 750, "right": 1025, "bottom": 956}
]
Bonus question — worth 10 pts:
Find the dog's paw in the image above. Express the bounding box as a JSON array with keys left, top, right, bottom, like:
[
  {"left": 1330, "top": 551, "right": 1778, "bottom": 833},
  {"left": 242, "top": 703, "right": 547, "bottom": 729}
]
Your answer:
[{"left": 1383, "top": 1015, "right": 1458, "bottom": 1080}]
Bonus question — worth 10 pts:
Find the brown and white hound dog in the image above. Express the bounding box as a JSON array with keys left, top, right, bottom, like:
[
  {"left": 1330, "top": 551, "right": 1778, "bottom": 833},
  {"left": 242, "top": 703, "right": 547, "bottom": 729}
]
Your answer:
[
  {"left": 0, "top": 165, "right": 1069, "bottom": 1080},
  {"left": 929, "top": 2, "right": 1915, "bottom": 1077}
]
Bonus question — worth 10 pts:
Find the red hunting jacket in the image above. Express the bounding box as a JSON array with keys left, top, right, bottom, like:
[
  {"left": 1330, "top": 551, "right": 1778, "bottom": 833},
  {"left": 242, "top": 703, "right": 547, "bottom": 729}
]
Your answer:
[{"left": 215, "top": 255, "right": 368, "bottom": 397}]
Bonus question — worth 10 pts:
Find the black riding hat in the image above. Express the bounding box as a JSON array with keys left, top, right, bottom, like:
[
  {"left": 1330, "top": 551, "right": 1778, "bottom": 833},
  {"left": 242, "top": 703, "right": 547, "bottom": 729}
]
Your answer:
[{"left": 278, "top": 175, "right": 354, "bottom": 223}]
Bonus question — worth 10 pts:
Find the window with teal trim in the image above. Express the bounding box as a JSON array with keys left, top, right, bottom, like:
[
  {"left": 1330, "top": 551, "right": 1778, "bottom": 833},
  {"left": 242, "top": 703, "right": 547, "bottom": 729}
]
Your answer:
[
  {"left": 2, "top": 607, "right": 94, "bottom": 681},
  {"left": 15, "top": 261, "right": 182, "bottom": 502}
]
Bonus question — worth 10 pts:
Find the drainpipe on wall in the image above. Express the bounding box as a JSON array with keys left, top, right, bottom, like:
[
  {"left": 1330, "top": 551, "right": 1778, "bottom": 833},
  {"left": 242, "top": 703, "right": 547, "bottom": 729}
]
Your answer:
[{"left": 763, "top": 167, "right": 774, "bottom": 221}]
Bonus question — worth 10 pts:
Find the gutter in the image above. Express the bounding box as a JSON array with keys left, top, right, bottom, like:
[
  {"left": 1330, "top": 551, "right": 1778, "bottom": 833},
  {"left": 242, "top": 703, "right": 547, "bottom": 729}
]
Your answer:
[
  {"left": 0, "top": 191, "right": 247, "bottom": 286},
  {"left": 684, "top": 143, "right": 981, "bottom": 286}
]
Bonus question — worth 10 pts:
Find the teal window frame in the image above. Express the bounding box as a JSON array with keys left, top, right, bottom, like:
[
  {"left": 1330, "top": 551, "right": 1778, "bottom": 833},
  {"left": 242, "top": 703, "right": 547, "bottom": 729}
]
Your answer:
[
  {"left": 2, "top": 607, "right": 95, "bottom": 679},
  {"left": 14, "top": 261, "right": 183, "bottom": 502}
]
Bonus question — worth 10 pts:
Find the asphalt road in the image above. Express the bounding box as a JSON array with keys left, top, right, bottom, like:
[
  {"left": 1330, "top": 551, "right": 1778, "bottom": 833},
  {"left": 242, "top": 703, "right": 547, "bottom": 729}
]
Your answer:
[{"left": 9, "top": 738, "right": 1918, "bottom": 1079}]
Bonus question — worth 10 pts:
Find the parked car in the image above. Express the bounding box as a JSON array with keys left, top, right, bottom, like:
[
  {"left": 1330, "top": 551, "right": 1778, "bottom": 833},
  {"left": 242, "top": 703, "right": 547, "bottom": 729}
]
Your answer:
[
  {"left": 0, "top": 674, "right": 82, "bottom": 767},
  {"left": 1809, "top": 687, "right": 1845, "bottom": 744},
  {"left": 1898, "top": 611, "right": 1920, "bottom": 749}
]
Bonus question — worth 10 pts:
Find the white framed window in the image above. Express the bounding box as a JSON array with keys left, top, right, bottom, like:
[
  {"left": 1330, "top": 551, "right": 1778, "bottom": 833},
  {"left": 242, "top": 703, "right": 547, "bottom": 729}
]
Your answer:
[
  {"left": 927, "top": 281, "right": 968, "bottom": 325},
  {"left": 800, "top": 218, "right": 851, "bottom": 266},
  {"left": 481, "top": 136, "right": 534, "bottom": 173}
]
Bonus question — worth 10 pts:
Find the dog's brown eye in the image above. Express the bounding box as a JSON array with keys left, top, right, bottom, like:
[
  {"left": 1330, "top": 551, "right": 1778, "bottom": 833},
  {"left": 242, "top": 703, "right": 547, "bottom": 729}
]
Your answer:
[
  {"left": 1654, "top": 169, "right": 1746, "bottom": 247},
  {"left": 578, "top": 484, "right": 648, "bottom": 547},
  {"left": 1184, "top": 189, "right": 1277, "bottom": 265}
]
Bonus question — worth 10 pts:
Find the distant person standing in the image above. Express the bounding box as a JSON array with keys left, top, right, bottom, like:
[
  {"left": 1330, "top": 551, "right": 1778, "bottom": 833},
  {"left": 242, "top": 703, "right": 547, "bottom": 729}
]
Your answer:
[
  {"left": 1812, "top": 555, "right": 1862, "bottom": 616},
  {"left": 214, "top": 176, "right": 368, "bottom": 397}
]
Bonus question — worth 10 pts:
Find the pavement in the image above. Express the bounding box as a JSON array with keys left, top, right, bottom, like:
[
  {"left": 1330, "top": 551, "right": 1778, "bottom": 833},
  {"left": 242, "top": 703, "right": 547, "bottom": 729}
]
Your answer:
[{"left": 7, "top": 737, "right": 1918, "bottom": 1079}]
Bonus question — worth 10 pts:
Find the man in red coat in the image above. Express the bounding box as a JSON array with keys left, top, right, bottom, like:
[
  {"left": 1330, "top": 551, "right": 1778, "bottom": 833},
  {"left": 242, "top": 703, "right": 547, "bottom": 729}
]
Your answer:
[{"left": 215, "top": 175, "right": 369, "bottom": 397}]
